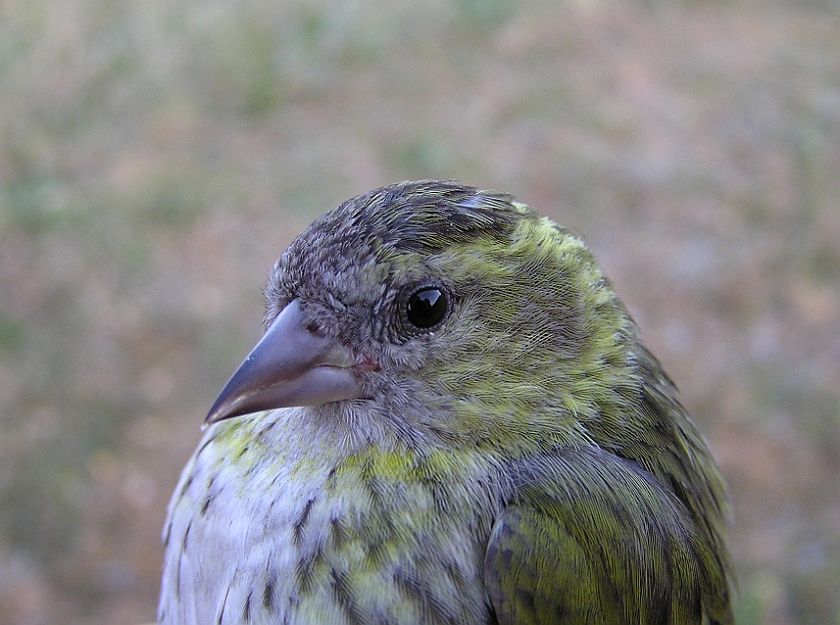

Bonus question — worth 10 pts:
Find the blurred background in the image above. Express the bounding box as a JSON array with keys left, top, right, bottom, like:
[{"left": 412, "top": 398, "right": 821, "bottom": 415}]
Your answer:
[{"left": 0, "top": 0, "right": 838, "bottom": 623}]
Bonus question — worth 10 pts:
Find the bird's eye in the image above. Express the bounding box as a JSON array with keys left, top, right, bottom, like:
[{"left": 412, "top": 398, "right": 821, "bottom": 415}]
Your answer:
[{"left": 406, "top": 287, "right": 450, "bottom": 330}]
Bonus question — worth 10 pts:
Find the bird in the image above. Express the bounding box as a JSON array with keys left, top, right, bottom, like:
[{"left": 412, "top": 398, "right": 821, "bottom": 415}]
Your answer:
[{"left": 158, "top": 180, "right": 733, "bottom": 625}]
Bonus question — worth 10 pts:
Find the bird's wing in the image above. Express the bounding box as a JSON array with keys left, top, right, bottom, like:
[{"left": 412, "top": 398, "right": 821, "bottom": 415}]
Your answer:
[{"left": 483, "top": 447, "right": 732, "bottom": 625}]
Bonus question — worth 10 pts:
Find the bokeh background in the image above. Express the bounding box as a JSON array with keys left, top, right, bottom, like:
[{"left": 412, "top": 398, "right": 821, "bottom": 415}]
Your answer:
[{"left": 1, "top": 0, "right": 838, "bottom": 623}]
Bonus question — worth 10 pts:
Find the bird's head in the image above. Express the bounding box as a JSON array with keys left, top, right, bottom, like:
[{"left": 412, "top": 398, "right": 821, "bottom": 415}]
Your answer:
[{"left": 206, "top": 180, "right": 638, "bottom": 452}]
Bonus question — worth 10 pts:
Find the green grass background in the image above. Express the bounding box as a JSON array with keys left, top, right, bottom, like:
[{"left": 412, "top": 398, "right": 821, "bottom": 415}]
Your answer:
[{"left": 1, "top": 0, "right": 838, "bottom": 623}]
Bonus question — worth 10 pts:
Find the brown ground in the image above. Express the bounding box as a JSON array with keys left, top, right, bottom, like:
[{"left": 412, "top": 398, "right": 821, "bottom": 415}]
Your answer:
[{"left": 0, "top": 1, "right": 838, "bottom": 623}]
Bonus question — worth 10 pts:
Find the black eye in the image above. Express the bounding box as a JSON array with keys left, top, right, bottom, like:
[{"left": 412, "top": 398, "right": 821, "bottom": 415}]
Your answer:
[{"left": 406, "top": 287, "right": 449, "bottom": 330}]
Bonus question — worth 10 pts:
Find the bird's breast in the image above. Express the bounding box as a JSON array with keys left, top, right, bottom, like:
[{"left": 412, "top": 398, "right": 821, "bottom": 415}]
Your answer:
[{"left": 160, "top": 411, "right": 504, "bottom": 625}]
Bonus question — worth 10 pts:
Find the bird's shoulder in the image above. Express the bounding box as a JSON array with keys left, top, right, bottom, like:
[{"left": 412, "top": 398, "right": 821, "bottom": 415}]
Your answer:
[{"left": 485, "top": 446, "right": 733, "bottom": 625}]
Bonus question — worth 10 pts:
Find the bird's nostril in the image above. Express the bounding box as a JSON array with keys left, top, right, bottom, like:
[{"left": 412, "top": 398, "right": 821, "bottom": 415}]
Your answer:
[{"left": 305, "top": 321, "right": 320, "bottom": 334}]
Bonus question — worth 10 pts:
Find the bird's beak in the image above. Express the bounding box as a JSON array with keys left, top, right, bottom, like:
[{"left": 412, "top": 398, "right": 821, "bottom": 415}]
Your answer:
[{"left": 205, "top": 300, "right": 372, "bottom": 424}]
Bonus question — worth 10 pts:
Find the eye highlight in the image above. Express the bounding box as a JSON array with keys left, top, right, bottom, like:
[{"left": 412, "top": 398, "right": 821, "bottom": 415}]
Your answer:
[{"left": 405, "top": 287, "right": 450, "bottom": 330}]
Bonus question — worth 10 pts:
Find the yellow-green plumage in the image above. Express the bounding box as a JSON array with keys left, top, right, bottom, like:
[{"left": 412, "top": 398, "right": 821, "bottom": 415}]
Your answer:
[{"left": 159, "top": 180, "right": 732, "bottom": 624}]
